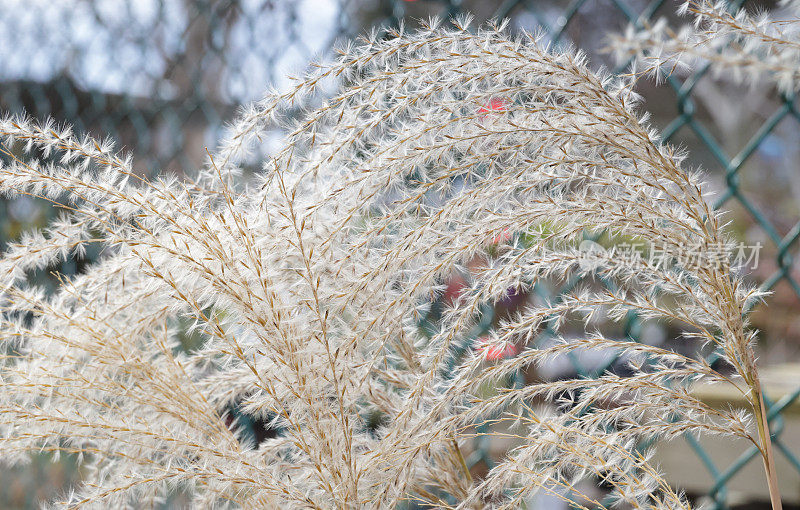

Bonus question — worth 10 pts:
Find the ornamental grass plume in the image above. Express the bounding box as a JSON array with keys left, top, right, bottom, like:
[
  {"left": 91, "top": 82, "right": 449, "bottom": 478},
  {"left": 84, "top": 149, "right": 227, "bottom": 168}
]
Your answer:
[
  {"left": 0, "top": 16, "right": 784, "bottom": 509},
  {"left": 610, "top": 0, "right": 800, "bottom": 93}
]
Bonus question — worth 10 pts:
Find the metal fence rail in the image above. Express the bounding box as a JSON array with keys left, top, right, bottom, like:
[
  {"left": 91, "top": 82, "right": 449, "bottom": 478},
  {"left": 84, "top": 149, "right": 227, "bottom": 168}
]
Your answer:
[{"left": 0, "top": 0, "right": 797, "bottom": 508}]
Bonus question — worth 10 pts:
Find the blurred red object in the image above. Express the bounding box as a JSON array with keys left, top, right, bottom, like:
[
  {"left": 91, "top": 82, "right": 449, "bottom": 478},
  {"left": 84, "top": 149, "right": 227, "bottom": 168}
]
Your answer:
[
  {"left": 443, "top": 272, "right": 468, "bottom": 306},
  {"left": 489, "top": 227, "right": 512, "bottom": 245},
  {"left": 475, "top": 336, "right": 519, "bottom": 360},
  {"left": 479, "top": 98, "right": 509, "bottom": 116}
]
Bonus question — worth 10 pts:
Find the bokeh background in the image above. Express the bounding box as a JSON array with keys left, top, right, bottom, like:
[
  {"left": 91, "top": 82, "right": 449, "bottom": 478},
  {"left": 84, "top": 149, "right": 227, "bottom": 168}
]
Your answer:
[{"left": 0, "top": 0, "right": 797, "bottom": 508}]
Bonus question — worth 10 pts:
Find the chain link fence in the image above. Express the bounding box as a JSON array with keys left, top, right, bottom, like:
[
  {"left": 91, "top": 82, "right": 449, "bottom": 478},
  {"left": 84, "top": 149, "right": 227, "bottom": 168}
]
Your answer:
[{"left": 0, "top": 0, "right": 797, "bottom": 508}]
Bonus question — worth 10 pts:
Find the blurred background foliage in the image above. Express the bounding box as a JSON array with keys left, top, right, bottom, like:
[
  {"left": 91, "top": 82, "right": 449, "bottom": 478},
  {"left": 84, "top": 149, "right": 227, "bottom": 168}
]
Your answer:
[{"left": 0, "top": 0, "right": 797, "bottom": 508}]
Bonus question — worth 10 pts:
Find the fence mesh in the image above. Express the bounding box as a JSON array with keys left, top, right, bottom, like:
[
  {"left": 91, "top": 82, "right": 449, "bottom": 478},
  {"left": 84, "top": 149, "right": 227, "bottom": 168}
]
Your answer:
[{"left": 0, "top": 0, "right": 798, "bottom": 508}]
